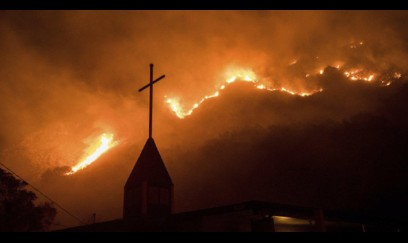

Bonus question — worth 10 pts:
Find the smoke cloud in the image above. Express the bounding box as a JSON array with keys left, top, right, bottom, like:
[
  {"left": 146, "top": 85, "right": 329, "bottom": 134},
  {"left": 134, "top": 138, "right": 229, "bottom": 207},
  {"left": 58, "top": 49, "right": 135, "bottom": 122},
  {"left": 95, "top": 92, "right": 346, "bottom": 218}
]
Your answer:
[{"left": 1, "top": 10, "right": 408, "bottom": 228}]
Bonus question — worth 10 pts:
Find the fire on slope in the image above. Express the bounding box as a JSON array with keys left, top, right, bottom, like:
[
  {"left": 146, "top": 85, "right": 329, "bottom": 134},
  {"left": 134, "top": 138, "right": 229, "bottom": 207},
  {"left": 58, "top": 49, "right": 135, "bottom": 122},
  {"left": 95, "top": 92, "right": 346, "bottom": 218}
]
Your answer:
[
  {"left": 166, "top": 67, "right": 324, "bottom": 119},
  {"left": 65, "top": 133, "right": 119, "bottom": 175},
  {"left": 165, "top": 62, "right": 402, "bottom": 119}
]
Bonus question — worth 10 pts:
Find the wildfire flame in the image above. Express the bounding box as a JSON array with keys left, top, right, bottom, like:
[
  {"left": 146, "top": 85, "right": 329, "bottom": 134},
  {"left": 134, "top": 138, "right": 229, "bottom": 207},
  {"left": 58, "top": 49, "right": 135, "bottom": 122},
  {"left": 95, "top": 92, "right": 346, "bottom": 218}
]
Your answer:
[
  {"left": 165, "top": 46, "right": 402, "bottom": 119},
  {"left": 165, "top": 67, "right": 323, "bottom": 119},
  {"left": 343, "top": 69, "right": 375, "bottom": 82},
  {"left": 65, "top": 133, "right": 119, "bottom": 175}
]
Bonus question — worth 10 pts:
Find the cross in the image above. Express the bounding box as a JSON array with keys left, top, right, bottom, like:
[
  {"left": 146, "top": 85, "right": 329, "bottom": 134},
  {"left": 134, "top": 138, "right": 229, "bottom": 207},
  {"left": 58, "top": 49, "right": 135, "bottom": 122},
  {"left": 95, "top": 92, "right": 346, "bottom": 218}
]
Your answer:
[{"left": 138, "top": 64, "right": 165, "bottom": 139}]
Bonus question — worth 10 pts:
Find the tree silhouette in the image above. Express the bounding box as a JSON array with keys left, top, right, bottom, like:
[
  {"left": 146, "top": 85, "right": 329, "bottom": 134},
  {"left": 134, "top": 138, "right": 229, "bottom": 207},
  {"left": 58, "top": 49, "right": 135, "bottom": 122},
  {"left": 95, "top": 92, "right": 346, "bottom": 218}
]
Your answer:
[{"left": 0, "top": 167, "right": 56, "bottom": 231}]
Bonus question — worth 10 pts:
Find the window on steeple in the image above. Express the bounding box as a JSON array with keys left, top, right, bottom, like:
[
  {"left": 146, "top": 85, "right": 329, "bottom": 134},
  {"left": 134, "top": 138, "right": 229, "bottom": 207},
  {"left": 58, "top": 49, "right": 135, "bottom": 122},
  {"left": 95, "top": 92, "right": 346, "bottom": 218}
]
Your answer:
[
  {"left": 148, "top": 186, "right": 160, "bottom": 204},
  {"left": 148, "top": 186, "right": 170, "bottom": 205}
]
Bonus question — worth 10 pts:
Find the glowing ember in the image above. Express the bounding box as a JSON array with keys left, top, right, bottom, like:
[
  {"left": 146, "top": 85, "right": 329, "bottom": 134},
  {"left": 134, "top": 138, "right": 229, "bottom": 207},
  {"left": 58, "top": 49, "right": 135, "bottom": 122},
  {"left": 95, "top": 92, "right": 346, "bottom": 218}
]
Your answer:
[
  {"left": 65, "top": 133, "right": 119, "bottom": 175},
  {"left": 289, "top": 59, "right": 298, "bottom": 65},
  {"left": 344, "top": 69, "right": 376, "bottom": 82},
  {"left": 256, "top": 84, "right": 266, "bottom": 90},
  {"left": 350, "top": 41, "right": 364, "bottom": 49}
]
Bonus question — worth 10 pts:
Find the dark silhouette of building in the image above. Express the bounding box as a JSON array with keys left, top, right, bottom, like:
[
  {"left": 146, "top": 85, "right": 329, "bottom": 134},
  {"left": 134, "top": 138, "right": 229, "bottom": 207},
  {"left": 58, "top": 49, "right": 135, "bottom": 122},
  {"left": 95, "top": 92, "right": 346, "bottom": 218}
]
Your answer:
[
  {"left": 56, "top": 137, "right": 406, "bottom": 232},
  {"left": 56, "top": 126, "right": 407, "bottom": 232},
  {"left": 123, "top": 137, "right": 173, "bottom": 220},
  {"left": 58, "top": 200, "right": 405, "bottom": 232}
]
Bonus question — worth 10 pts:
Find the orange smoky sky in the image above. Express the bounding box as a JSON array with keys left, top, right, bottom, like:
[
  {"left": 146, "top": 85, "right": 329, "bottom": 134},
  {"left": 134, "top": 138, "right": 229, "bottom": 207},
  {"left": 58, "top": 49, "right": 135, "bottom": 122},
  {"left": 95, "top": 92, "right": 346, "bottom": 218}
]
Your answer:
[{"left": 1, "top": 10, "right": 408, "bottom": 228}]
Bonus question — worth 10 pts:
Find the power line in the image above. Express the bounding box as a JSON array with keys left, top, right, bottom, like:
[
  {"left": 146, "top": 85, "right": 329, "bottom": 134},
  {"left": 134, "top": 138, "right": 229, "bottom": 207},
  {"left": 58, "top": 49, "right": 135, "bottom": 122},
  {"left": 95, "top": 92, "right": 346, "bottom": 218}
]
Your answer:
[{"left": 0, "top": 161, "right": 83, "bottom": 226}]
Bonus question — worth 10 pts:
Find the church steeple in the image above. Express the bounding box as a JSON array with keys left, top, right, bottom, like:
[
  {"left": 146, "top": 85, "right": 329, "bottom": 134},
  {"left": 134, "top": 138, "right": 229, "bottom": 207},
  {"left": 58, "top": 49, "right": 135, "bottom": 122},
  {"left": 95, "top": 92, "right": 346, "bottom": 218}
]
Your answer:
[
  {"left": 124, "top": 137, "right": 173, "bottom": 219},
  {"left": 123, "top": 64, "right": 173, "bottom": 220}
]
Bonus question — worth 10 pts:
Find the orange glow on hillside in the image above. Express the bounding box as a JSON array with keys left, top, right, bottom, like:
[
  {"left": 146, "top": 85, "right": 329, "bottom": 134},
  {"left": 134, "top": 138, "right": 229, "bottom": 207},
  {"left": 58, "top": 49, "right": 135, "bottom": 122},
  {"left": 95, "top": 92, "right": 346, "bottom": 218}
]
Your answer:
[
  {"left": 164, "top": 56, "right": 402, "bottom": 119},
  {"left": 65, "top": 133, "right": 119, "bottom": 175},
  {"left": 165, "top": 67, "right": 323, "bottom": 119},
  {"left": 344, "top": 69, "right": 376, "bottom": 82}
]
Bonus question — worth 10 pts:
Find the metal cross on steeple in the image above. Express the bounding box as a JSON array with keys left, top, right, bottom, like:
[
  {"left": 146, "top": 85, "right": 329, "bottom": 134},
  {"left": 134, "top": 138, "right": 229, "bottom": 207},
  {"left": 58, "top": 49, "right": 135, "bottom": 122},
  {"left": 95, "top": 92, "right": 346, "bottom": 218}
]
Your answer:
[{"left": 138, "top": 64, "right": 165, "bottom": 138}]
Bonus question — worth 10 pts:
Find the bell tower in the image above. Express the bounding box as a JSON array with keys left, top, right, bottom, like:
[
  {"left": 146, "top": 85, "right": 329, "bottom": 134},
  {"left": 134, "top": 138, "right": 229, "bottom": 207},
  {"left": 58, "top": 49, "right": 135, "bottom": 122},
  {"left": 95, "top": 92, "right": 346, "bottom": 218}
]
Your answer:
[
  {"left": 124, "top": 137, "right": 173, "bottom": 219},
  {"left": 124, "top": 64, "right": 173, "bottom": 220}
]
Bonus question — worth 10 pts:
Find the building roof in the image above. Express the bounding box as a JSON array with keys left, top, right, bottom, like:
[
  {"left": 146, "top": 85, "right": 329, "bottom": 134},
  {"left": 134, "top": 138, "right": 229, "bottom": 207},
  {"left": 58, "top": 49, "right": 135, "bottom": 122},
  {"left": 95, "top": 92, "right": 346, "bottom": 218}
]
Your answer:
[
  {"left": 125, "top": 137, "right": 173, "bottom": 189},
  {"left": 55, "top": 200, "right": 407, "bottom": 232}
]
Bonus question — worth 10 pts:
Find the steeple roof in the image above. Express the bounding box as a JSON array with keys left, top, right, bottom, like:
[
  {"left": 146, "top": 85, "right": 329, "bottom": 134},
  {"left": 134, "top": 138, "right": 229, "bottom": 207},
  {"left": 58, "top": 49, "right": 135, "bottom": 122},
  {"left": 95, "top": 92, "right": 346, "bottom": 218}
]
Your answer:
[{"left": 125, "top": 138, "right": 173, "bottom": 189}]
